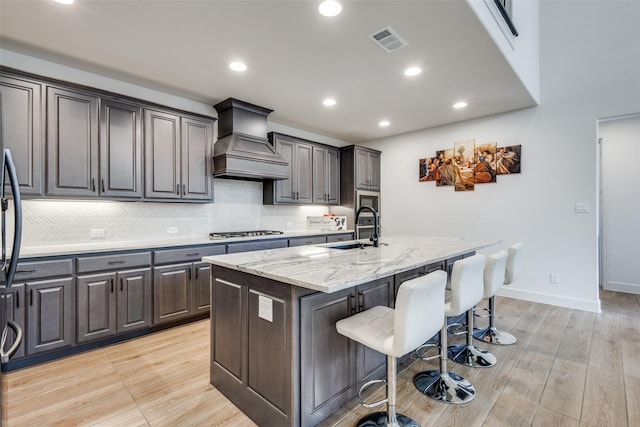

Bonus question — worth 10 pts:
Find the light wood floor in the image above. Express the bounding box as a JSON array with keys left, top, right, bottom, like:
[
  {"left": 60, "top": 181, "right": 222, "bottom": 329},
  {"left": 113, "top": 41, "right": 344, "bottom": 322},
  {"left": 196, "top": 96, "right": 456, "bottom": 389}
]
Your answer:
[{"left": 3, "top": 289, "right": 640, "bottom": 426}]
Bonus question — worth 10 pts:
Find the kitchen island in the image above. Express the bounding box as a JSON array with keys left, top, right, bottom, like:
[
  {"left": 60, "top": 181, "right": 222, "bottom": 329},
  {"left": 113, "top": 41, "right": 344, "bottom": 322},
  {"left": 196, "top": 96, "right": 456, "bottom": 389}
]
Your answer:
[{"left": 203, "top": 235, "right": 499, "bottom": 427}]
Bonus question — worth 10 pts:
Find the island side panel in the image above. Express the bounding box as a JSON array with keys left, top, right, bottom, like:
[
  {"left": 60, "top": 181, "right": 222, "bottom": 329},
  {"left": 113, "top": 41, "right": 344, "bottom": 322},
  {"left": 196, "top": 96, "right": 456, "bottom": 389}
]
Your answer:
[{"left": 210, "top": 266, "right": 296, "bottom": 426}]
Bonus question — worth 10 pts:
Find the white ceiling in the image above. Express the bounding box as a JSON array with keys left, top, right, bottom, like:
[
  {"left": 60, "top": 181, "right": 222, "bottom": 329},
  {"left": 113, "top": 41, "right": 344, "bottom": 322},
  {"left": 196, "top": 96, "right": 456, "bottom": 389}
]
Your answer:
[{"left": 0, "top": 0, "right": 536, "bottom": 143}]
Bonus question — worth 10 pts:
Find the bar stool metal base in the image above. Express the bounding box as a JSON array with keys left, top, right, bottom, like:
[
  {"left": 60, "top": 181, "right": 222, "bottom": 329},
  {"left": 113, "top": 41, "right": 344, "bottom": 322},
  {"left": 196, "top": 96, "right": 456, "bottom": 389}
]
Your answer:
[
  {"left": 356, "top": 411, "right": 420, "bottom": 427},
  {"left": 413, "top": 370, "right": 476, "bottom": 404},
  {"left": 447, "top": 343, "right": 497, "bottom": 368},
  {"left": 473, "top": 326, "right": 517, "bottom": 345}
]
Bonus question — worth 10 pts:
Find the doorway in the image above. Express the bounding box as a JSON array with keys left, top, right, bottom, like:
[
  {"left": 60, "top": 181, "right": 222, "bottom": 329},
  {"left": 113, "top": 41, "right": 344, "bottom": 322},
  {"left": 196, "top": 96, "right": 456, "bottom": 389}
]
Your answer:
[{"left": 599, "top": 114, "right": 640, "bottom": 293}]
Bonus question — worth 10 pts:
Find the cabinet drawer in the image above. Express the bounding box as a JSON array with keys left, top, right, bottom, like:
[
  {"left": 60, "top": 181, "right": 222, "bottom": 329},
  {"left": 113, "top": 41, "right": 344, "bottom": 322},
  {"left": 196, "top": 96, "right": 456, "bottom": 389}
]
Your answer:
[
  {"left": 77, "top": 252, "right": 151, "bottom": 274},
  {"left": 288, "top": 235, "right": 326, "bottom": 247},
  {"left": 326, "top": 233, "right": 354, "bottom": 243},
  {"left": 13, "top": 259, "right": 73, "bottom": 281},
  {"left": 226, "top": 239, "right": 288, "bottom": 254},
  {"left": 154, "top": 245, "right": 225, "bottom": 265}
]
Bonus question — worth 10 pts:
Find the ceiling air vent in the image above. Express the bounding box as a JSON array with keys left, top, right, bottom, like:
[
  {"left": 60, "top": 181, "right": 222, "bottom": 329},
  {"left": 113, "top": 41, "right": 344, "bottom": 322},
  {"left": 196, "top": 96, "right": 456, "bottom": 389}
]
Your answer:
[{"left": 368, "top": 26, "right": 408, "bottom": 53}]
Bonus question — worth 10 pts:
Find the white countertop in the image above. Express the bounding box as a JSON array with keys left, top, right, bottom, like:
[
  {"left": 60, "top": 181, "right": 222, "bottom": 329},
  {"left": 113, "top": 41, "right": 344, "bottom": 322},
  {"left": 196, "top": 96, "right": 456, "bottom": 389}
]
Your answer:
[
  {"left": 203, "top": 235, "right": 500, "bottom": 293},
  {"left": 18, "top": 230, "right": 354, "bottom": 258}
]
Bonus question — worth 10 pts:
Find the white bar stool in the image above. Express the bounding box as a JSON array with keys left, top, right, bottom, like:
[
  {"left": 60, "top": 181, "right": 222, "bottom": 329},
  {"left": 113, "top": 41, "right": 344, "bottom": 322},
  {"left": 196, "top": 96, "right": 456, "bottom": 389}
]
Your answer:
[
  {"left": 413, "top": 254, "right": 487, "bottom": 403},
  {"left": 336, "top": 270, "right": 447, "bottom": 427},
  {"left": 473, "top": 242, "right": 524, "bottom": 345}
]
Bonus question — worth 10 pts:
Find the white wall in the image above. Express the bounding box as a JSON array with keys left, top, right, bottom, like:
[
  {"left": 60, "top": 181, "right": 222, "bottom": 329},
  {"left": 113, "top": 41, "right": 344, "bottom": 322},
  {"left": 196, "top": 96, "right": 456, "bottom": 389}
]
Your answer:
[
  {"left": 364, "top": 0, "right": 640, "bottom": 312},
  {"left": 466, "top": 0, "right": 540, "bottom": 103}
]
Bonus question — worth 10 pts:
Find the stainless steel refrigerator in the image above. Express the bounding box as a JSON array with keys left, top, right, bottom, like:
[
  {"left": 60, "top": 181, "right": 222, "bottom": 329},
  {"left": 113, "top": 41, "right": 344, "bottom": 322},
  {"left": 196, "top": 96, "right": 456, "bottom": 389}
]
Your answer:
[{"left": 0, "top": 93, "right": 24, "bottom": 424}]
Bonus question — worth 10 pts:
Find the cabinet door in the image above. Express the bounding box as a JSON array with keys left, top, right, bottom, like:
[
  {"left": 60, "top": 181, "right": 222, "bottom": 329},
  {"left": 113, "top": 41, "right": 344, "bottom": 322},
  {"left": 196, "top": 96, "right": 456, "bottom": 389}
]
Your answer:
[
  {"left": 153, "top": 263, "right": 193, "bottom": 324},
  {"left": 144, "top": 109, "right": 180, "bottom": 199},
  {"left": 369, "top": 151, "right": 381, "bottom": 191},
  {"left": 100, "top": 99, "right": 143, "bottom": 198},
  {"left": 1, "top": 284, "right": 26, "bottom": 359},
  {"left": 117, "top": 268, "right": 152, "bottom": 332},
  {"left": 193, "top": 262, "right": 211, "bottom": 315},
  {"left": 295, "top": 142, "right": 313, "bottom": 203},
  {"left": 26, "top": 277, "right": 74, "bottom": 355},
  {"left": 181, "top": 116, "right": 213, "bottom": 201},
  {"left": 354, "top": 148, "right": 371, "bottom": 190},
  {"left": 326, "top": 147, "right": 340, "bottom": 204},
  {"left": 77, "top": 273, "right": 116, "bottom": 343},
  {"left": 274, "top": 137, "right": 296, "bottom": 203},
  {"left": 300, "top": 288, "right": 356, "bottom": 426},
  {"left": 46, "top": 86, "right": 99, "bottom": 197},
  {"left": 355, "top": 277, "right": 393, "bottom": 385},
  {"left": 0, "top": 75, "right": 43, "bottom": 196},
  {"left": 312, "top": 146, "right": 328, "bottom": 204}
]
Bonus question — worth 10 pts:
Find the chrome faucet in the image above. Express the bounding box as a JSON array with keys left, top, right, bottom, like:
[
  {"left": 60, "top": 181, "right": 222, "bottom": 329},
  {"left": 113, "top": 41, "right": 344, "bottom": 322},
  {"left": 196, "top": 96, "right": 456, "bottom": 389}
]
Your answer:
[{"left": 355, "top": 206, "right": 379, "bottom": 247}]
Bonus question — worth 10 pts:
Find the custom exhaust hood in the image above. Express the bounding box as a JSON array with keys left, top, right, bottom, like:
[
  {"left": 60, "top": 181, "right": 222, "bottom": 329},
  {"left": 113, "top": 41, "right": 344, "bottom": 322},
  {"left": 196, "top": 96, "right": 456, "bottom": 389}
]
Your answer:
[{"left": 212, "top": 98, "right": 289, "bottom": 181}]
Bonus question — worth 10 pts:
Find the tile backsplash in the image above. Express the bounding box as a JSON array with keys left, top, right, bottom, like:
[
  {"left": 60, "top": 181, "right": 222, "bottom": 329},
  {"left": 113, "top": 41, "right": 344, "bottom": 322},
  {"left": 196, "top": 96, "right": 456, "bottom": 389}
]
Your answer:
[{"left": 21, "top": 179, "right": 329, "bottom": 247}]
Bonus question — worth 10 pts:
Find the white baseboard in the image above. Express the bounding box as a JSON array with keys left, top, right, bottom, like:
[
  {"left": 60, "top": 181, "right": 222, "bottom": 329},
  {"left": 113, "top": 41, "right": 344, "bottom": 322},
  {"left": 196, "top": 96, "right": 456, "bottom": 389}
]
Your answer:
[
  {"left": 496, "top": 287, "right": 601, "bottom": 313},
  {"left": 604, "top": 281, "right": 640, "bottom": 294}
]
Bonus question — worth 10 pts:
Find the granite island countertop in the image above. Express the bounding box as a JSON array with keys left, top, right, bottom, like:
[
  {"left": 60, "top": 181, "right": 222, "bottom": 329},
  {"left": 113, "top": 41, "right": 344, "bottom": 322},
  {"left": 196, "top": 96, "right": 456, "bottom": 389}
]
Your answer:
[{"left": 203, "top": 235, "right": 500, "bottom": 293}]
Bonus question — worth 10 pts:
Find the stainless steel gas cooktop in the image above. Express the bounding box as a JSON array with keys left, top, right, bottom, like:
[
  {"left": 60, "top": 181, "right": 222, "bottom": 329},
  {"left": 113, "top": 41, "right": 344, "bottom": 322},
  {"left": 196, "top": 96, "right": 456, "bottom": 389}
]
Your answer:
[{"left": 209, "top": 230, "right": 284, "bottom": 240}]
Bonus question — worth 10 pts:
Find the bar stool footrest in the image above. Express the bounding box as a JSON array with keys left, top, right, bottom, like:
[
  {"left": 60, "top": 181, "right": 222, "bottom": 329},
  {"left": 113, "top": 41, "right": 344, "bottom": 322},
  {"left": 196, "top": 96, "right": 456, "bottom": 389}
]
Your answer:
[
  {"left": 358, "top": 379, "right": 388, "bottom": 408},
  {"left": 356, "top": 411, "right": 421, "bottom": 427}
]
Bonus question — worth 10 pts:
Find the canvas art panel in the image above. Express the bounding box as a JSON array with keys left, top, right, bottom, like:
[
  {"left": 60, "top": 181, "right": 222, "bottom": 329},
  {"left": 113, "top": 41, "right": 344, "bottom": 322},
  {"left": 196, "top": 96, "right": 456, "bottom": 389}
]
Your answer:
[
  {"left": 474, "top": 141, "right": 498, "bottom": 183},
  {"left": 419, "top": 157, "right": 437, "bottom": 181},
  {"left": 435, "top": 148, "right": 455, "bottom": 186},
  {"left": 454, "top": 139, "right": 475, "bottom": 191},
  {"left": 497, "top": 145, "right": 521, "bottom": 174}
]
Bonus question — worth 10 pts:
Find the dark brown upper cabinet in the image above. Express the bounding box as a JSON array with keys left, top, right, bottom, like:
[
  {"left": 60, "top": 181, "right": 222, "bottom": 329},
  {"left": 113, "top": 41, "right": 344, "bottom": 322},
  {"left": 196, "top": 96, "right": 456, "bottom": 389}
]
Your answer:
[
  {"left": 264, "top": 132, "right": 339, "bottom": 206},
  {"left": 0, "top": 74, "right": 43, "bottom": 196},
  {"left": 312, "top": 145, "right": 340, "bottom": 204},
  {"left": 145, "top": 109, "right": 213, "bottom": 201},
  {"left": 46, "top": 86, "right": 100, "bottom": 197},
  {"left": 354, "top": 146, "right": 380, "bottom": 191},
  {"left": 99, "top": 98, "right": 143, "bottom": 198}
]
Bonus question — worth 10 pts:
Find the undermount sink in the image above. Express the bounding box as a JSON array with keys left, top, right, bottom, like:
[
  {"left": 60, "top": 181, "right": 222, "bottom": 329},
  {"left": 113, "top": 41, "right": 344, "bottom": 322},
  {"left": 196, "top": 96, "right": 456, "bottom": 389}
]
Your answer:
[{"left": 328, "top": 242, "right": 373, "bottom": 250}]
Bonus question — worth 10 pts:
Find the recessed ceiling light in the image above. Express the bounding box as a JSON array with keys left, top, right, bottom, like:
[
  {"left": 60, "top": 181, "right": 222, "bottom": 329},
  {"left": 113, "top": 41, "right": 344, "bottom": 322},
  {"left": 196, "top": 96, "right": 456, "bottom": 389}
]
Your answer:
[
  {"left": 404, "top": 67, "right": 422, "bottom": 77},
  {"left": 453, "top": 102, "right": 468, "bottom": 109},
  {"left": 53, "top": 0, "right": 74, "bottom": 4},
  {"left": 323, "top": 98, "right": 336, "bottom": 106},
  {"left": 379, "top": 120, "right": 390, "bottom": 127},
  {"left": 319, "top": 0, "right": 342, "bottom": 17},
  {"left": 229, "top": 62, "right": 247, "bottom": 72}
]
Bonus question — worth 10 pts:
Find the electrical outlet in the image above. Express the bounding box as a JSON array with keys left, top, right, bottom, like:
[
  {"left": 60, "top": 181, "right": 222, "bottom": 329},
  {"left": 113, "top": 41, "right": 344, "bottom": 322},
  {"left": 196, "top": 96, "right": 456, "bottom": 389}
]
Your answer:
[
  {"left": 575, "top": 202, "right": 590, "bottom": 213},
  {"left": 286, "top": 222, "right": 293, "bottom": 229},
  {"left": 90, "top": 229, "right": 106, "bottom": 239},
  {"left": 167, "top": 227, "right": 179, "bottom": 234},
  {"left": 550, "top": 273, "right": 560, "bottom": 284}
]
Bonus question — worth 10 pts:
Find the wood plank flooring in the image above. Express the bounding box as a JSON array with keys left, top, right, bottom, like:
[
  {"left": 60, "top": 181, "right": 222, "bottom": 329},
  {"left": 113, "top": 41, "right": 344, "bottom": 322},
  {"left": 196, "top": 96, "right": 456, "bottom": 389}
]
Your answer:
[{"left": 3, "top": 289, "right": 640, "bottom": 426}]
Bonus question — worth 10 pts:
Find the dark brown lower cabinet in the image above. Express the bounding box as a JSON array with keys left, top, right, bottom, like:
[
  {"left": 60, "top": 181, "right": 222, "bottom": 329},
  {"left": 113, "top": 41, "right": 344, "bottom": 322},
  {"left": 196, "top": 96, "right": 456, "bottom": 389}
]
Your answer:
[
  {"left": 211, "top": 268, "right": 295, "bottom": 426},
  {"left": 76, "top": 268, "right": 153, "bottom": 343},
  {"left": 300, "top": 277, "right": 393, "bottom": 426},
  {"left": 153, "top": 261, "right": 213, "bottom": 325},
  {"left": 153, "top": 263, "right": 194, "bottom": 324},
  {"left": 26, "top": 277, "right": 74, "bottom": 355}
]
